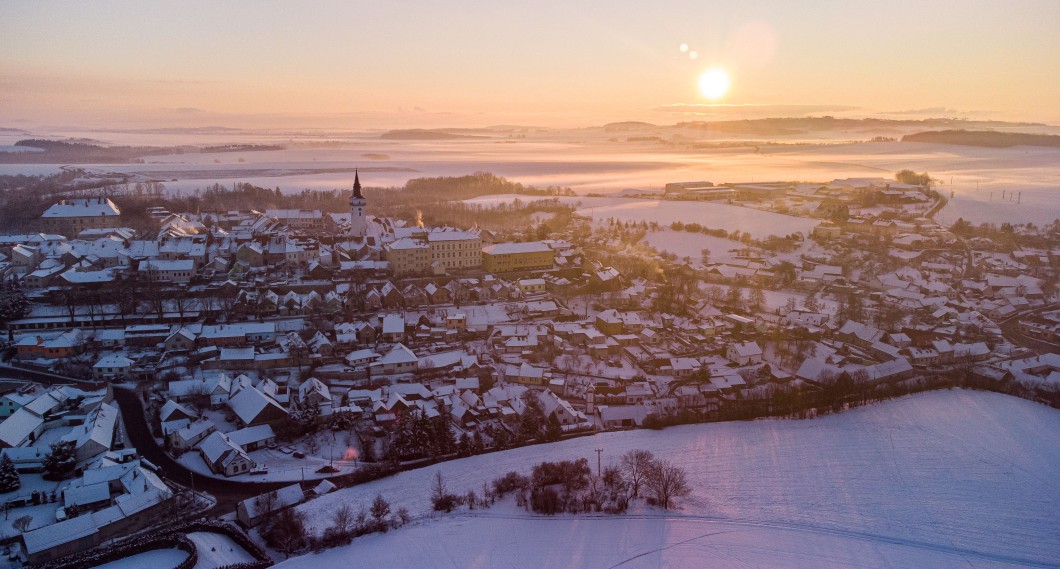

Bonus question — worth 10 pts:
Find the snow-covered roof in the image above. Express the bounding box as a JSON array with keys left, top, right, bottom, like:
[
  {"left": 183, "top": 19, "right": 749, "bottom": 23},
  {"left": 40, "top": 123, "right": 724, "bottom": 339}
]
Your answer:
[
  {"left": 375, "top": 343, "right": 418, "bottom": 366},
  {"left": 228, "top": 424, "right": 275, "bottom": 448},
  {"left": 227, "top": 387, "right": 285, "bottom": 425},
  {"left": 41, "top": 198, "right": 120, "bottom": 219},
  {"left": 240, "top": 484, "right": 304, "bottom": 519},
  {"left": 0, "top": 407, "right": 44, "bottom": 447},
  {"left": 482, "top": 241, "right": 552, "bottom": 255}
]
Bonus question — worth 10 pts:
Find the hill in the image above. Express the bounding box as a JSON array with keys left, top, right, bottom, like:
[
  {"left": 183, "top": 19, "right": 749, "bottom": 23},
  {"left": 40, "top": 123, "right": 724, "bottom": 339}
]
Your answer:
[
  {"left": 277, "top": 390, "right": 1060, "bottom": 568},
  {"left": 902, "top": 129, "right": 1060, "bottom": 148}
]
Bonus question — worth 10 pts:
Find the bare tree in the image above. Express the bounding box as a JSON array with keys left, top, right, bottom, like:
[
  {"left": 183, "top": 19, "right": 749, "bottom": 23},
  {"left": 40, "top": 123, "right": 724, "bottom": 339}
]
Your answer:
[
  {"left": 11, "top": 515, "right": 31, "bottom": 534},
  {"left": 620, "top": 449, "right": 655, "bottom": 498},
  {"left": 644, "top": 459, "right": 691, "bottom": 510},
  {"left": 332, "top": 503, "right": 355, "bottom": 537}
]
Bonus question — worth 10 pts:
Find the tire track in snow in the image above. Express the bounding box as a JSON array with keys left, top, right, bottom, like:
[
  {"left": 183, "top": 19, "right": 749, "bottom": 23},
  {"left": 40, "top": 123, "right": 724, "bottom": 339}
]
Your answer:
[
  {"left": 454, "top": 511, "right": 1060, "bottom": 568},
  {"left": 604, "top": 531, "right": 734, "bottom": 569}
]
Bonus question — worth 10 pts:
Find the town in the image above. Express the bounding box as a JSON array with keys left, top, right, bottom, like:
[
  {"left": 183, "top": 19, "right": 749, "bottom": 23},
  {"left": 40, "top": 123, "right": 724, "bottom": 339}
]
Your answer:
[{"left": 0, "top": 168, "right": 1056, "bottom": 566}]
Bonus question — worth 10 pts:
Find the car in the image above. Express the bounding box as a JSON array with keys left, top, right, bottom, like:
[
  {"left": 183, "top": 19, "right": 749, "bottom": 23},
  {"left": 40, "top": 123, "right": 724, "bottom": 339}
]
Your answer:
[
  {"left": 249, "top": 466, "right": 269, "bottom": 476},
  {"left": 293, "top": 451, "right": 306, "bottom": 459},
  {"left": 279, "top": 446, "right": 294, "bottom": 455}
]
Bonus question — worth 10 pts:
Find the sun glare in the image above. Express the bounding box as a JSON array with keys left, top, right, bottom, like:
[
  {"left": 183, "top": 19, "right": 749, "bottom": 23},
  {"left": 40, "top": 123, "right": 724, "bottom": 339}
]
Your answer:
[{"left": 698, "top": 68, "right": 730, "bottom": 100}]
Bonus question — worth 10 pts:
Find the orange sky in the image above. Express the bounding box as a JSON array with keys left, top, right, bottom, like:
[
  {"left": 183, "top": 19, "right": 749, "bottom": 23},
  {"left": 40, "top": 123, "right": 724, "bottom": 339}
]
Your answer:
[{"left": 2, "top": 1, "right": 1059, "bottom": 129}]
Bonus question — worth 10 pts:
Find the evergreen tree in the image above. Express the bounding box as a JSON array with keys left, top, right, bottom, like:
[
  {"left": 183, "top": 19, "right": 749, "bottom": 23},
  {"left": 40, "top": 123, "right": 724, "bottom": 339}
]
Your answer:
[
  {"left": 43, "top": 441, "right": 76, "bottom": 480},
  {"left": 545, "top": 414, "right": 563, "bottom": 442},
  {"left": 0, "top": 454, "right": 20, "bottom": 493},
  {"left": 0, "top": 279, "right": 28, "bottom": 324},
  {"left": 457, "top": 432, "right": 472, "bottom": 457}
]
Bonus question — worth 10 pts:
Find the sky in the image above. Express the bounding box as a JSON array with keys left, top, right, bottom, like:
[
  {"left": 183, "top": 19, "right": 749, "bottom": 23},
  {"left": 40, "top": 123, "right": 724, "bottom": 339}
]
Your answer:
[{"left": 1, "top": 0, "right": 1059, "bottom": 130}]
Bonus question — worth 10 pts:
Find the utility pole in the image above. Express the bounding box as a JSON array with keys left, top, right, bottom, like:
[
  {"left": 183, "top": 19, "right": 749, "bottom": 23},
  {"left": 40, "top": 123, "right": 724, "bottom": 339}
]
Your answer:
[{"left": 595, "top": 448, "right": 603, "bottom": 477}]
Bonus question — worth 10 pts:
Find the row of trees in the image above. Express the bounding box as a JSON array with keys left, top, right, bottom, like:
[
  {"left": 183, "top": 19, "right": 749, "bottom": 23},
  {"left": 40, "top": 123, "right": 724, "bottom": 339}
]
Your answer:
[
  {"left": 429, "top": 449, "right": 692, "bottom": 519},
  {"left": 261, "top": 493, "right": 410, "bottom": 557}
]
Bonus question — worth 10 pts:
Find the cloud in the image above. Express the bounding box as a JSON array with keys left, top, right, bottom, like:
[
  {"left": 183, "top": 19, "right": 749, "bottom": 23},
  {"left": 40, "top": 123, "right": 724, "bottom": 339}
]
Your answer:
[{"left": 173, "top": 107, "right": 208, "bottom": 114}]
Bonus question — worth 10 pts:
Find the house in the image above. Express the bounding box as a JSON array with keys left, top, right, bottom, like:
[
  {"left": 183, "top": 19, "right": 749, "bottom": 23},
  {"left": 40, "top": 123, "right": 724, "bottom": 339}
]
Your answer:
[
  {"left": 227, "top": 424, "right": 276, "bottom": 452},
  {"left": 197, "top": 431, "right": 255, "bottom": 477},
  {"left": 237, "top": 484, "right": 305, "bottom": 527},
  {"left": 371, "top": 343, "right": 419, "bottom": 375},
  {"left": 92, "top": 355, "right": 134, "bottom": 381},
  {"left": 597, "top": 405, "right": 650, "bottom": 429},
  {"left": 71, "top": 402, "right": 120, "bottom": 463},
  {"left": 138, "top": 259, "right": 195, "bottom": 284},
  {"left": 159, "top": 400, "right": 196, "bottom": 424},
  {"left": 16, "top": 331, "right": 83, "bottom": 360},
  {"left": 164, "top": 328, "right": 197, "bottom": 352},
  {"left": 170, "top": 419, "right": 215, "bottom": 450},
  {"left": 227, "top": 386, "right": 288, "bottom": 427},
  {"left": 505, "top": 362, "right": 548, "bottom": 386},
  {"left": 727, "top": 341, "right": 763, "bottom": 366},
  {"left": 381, "top": 314, "right": 405, "bottom": 342},
  {"left": 297, "top": 378, "right": 333, "bottom": 409}
]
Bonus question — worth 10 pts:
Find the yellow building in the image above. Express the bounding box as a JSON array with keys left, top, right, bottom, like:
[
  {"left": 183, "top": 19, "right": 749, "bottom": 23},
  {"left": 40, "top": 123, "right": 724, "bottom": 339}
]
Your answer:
[
  {"left": 40, "top": 198, "right": 121, "bottom": 237},
  {"left": 482, "top": 241, "right": 553, "bottom": 273},
  {"left": 384, "top": 229, "right": 482, "bottom": 276}
]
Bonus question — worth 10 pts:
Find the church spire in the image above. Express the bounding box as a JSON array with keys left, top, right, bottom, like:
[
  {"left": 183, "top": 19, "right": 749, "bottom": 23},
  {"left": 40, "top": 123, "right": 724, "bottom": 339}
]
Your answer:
[{"left": 353, "top": 169, "right": 363, "bottom": 199}]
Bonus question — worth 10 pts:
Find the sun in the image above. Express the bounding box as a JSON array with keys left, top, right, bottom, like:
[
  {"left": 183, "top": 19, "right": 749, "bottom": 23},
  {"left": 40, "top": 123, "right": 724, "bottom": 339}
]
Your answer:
[{"left": 698, "top": 68, "right": 730, "bottom": 101}]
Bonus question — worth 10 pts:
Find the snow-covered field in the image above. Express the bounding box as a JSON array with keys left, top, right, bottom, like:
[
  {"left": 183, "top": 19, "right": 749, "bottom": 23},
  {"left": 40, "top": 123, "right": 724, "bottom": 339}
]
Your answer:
[
  {"left": 465, "top": 195, "right": 818, "bottom": 239},
  {"left": 642, "top": 230, "right": 752, "bottom": 263},
  {"left": 187, "top": 532, "right": 255, "bottom": 569},
  {"left": 278, "top": 390, "right": 1060, "bottom": 569},
  {"left": 91, "top": 548, "right": 187, "bottom": 569},
  {"left": 3, "top": 134, "right": 1057, "bottom": 224}
]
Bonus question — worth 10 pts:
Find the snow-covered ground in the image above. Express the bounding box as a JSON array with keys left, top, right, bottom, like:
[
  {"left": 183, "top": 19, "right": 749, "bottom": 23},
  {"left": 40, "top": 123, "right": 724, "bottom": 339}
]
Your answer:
[
  {"left": 278, "top": 390, "right": 1060, "bottom": 568},
  {"left": 641, "top": 230, "right": 750, "bottom": 263},
  {"left": 91, "top": 548, "right": 187, "bottom": 569},
  {"left": 187, "top": 532, "right": 255, "bottom": 569},
  {"left": 177, "top": 448, "right": 359, "bottom": 483}
]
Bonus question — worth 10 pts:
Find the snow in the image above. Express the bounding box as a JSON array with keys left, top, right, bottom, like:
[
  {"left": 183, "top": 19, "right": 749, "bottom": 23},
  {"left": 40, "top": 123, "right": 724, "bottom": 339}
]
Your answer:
[
  {"left": 641, "top": 230, "right": 748, "bottom": 263},
  {"left": 281, "top": 390, "right": 1060, "bottom": 568},
  {"left": 187, "top": 531, "right": 255, "bottom": 569},
  {"left": 467, "top": 195, "right": 818, "bottom": 239},
  {"left": 91, "top": 549, "right": 188, "bottom": 569}
]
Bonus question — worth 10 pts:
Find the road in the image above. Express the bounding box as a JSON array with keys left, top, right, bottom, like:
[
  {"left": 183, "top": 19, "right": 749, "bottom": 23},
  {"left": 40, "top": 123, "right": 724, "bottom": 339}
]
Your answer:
[
  {"left": 997, "top": 303, "right": 1060, "bottom": 354},
  {"left": 0, "top": 364, "right": 291, "bottom": 516},
  {"left": 111, "top": 387, "right": 291, "bottom": 516}
]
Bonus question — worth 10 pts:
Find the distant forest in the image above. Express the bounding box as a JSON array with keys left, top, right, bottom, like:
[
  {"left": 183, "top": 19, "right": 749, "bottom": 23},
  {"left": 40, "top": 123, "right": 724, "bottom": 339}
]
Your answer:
[
  {"left": 901, "top": 130, "right": 1060, "bottom": 148},
  {"left": 0, "top": 140, "right": 282, "bottom": 164}
]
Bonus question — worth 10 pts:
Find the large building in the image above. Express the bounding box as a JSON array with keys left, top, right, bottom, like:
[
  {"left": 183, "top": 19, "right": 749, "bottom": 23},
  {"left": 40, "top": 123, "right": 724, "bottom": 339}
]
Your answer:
[
  {"left": 40, "top": 198, "right": 121, "bottom": 237},
  {"left": 264, "top": 209, "right": 326, "bottom": 232},
  {"left": 384, "top": 229, "right": 482, "bottom": 276},
  {"left": 349, "top": 170, "right": 367, "bottom": 238},
  {"left": 482, "top": 241, "right": 553, "bottom": 273}
]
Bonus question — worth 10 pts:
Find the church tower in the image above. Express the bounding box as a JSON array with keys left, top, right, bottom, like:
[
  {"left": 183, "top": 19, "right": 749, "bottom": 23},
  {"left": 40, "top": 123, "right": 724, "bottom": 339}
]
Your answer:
[{"left": 349, "top": 170, "right": 367, "bottom": 238}]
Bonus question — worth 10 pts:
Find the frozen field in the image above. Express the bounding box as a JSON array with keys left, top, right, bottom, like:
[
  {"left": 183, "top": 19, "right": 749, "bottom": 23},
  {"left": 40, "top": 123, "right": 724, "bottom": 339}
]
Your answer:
[
  {"left": 466, "top": 195, "right": 818, "bottom": 239},
  {"left": 278, "top": 390, "right": 1060, "bottom": 569},
  {"left": 2, "top": 133, "right": 1057, "bottom": 225}
]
